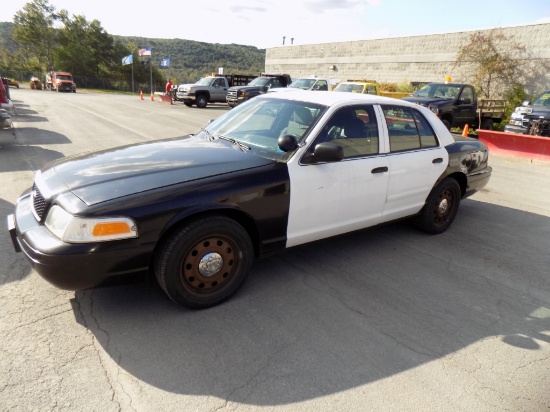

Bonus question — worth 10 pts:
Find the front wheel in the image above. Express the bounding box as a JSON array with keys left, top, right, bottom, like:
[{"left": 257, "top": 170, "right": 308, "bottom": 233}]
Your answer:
[
  {"left": 196, "top": 95, "right": 208, "bottom": 108},
  {"left": 414, "top": 178, "right": 461, "bottom": 234},
  {"left": 183, "top": 101, "right": 193, "bottom": 107},
  {"left": 155, "top": 216, "right": 254, "bottom": 309}
]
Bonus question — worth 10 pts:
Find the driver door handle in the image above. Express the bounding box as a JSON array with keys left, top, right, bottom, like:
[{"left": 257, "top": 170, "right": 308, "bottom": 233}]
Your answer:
[
  {"left": 432, "top": 158, "right": 443, "bottom": 164},
  {"left": 371, "top": 166, "right": 389, "bottom": 174}
]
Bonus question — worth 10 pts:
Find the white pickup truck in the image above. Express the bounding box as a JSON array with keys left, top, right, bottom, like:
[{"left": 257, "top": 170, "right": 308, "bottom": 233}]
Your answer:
[
  {"left": 286, "top": 77, "right": 337, "bottom": 91},
  {"left": 267, "top": 77, "right": 338, "bottom": 94}
]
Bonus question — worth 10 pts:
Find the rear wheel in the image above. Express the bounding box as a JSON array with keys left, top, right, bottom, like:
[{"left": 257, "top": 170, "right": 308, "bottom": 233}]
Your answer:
[
  {"left": 414, "top": 178, "right": 461, "bottom": 234},
  {"left": 183, "top": 101, "right": 193, "bottom": 107},
  {"left": 196, "top": 95, "right": 208, "bottom": 108},
  {"left": 155, "top": 216, "right": 253, "bottom": 309}
]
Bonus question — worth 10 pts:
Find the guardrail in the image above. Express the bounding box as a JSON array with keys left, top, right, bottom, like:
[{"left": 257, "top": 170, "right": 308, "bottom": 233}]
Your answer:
[{"left": 476, "top": 130, "right": 550, "bottom": 163}]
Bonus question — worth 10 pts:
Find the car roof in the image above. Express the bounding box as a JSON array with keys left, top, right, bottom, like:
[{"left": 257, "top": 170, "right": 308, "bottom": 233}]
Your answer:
[
  {"left": 255, "top": 90, "right": 456, "bottom": 146},
  {"left": 256, "top": 89, "right": 419, "bottom": 108}
]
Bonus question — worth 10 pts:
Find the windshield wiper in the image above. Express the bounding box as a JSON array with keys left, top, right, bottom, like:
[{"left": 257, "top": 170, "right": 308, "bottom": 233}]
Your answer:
[{"left": 216, "top": 135, "right": 250, "bottom": 152}]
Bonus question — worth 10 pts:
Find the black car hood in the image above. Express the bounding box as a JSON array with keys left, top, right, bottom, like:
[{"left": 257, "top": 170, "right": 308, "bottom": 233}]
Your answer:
[
  {"left": 229, "top": 85, "right": 263, "bottom": 92},
  {"left": 528, "top": 106, "right": 550, "bottom": 118},
  {"left": 49, "top": 135, "right": 275, "bottom": 205},
  {"left": 402, "top": 96, "right": 451, "bottom": 106}
]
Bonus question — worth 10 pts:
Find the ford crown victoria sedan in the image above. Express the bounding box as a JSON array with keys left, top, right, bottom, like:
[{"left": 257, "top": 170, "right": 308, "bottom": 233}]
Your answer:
[{"left": 8, "top": 91, "right": 492, "bottom": 309}]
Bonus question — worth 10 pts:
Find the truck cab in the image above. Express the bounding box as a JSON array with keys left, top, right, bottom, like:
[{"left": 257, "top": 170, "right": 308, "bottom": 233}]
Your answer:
[
  {"left": 226, "top": 74, "right": 292, "bottom": 107},
  {"left": 333, "top": 80, "right": 380, "bottom": 95},
  {"left": 402, "top": 83, "right": 504, "bottom": 130},
  {"left": 46, "top": 71, "right": 76, "bottom": 93}
]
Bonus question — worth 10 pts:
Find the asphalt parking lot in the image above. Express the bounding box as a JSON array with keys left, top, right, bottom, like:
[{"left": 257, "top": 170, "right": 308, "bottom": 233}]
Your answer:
[{"left": 1, "top": 88, "right": 549, "bottom": 411}]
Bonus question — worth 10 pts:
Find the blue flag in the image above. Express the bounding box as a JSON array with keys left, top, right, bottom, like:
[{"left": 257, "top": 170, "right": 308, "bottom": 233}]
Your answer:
[
  {"left": 122, "top": 54, "right": 133, "bottom": 65},
  {"left": 159, "top": 57, "right": 170, "bottom": 68}
]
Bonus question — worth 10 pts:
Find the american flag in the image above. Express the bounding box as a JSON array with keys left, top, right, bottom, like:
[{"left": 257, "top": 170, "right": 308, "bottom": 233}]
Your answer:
[{"left": 138, "top": 47, "right": 151, "bottom": 57}]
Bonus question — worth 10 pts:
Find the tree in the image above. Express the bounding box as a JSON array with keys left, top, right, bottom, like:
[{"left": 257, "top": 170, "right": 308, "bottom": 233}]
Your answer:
[
  {"left": 55, "top": 11, "right": 115, "bottom": 77},
  {"left": 453, "top": 29, "right": 529, "bottom": 98},
  {"left": 12, "top": 0, "right": 58, "bottom": 72}
]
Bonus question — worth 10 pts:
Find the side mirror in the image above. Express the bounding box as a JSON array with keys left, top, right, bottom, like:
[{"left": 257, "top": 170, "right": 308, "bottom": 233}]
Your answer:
[
  {"left": 312, "top": 142, "right": 344, "bottom": 162},
  {"left": 278, "top": 134, "right": 299, "bottom": 152},
  {"left": 460, "top": 97, "right": 472, "bottom": 104},
  {"left": 522, "top": 100, "right": 530, "bottom": 106}
]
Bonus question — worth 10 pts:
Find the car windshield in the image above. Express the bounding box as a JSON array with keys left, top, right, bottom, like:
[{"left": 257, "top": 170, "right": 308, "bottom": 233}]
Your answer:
[
  {"left": 532, "top": 91, "right": 550, "bottom": 107},
  {"left": 289, "top": 79, "right": 315, "bottom": 89},
  {"left": 196, "top": 77, "right": 214, "bottom": 86},
  {"left": 202, "top": 97, "right": 326, "bottom": 161},
  {"left": 413, "top": 84, "right": 460, "bottom": 99},
  {"left": 333, "top": 83, "right": 365, "bottom": 93},
  {"left": 248, "top": 78, "right": 271, "bottom": 87},
  {"left": 57, "top": 75, "right": 72, "bottom": 81}
]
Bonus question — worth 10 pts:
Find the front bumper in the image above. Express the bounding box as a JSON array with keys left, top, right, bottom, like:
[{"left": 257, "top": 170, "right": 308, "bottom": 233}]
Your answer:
[
  {"left": 8, "top": 194, "right": 152, "bottom": 290},
  {"left": 176, "top": 92, "right": 195, "bottom": 100},
  {"left": 0, "top": 109, "right": 12, "bottom": 128},
  {"left": 57, "top": 83, "right": 75, "bottom": 92},
  {"left": 504, "top": 124, "right": 528, "bottom": 134}
]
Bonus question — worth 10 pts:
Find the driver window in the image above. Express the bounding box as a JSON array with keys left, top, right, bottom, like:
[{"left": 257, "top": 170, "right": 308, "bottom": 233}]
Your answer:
[
  {"left": 315, "top": 106, "right": 379, "bottom": 158},
  {"left": 315, "top": 81, "right": 328, "bottom": 91},
  {"left": 461, "top": 87, "right": 474, "bottom": 101}
]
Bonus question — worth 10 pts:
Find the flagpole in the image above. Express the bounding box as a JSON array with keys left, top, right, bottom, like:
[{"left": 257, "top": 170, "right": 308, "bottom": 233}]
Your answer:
[
  {"left": 131, "top": 57, "right": 134, "bottom": 93},
  {"left": 150, "top": 55, "right": 153, "bottom": 95}
]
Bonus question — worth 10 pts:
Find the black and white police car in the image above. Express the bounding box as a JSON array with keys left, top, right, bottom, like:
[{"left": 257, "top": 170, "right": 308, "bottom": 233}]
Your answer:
[{"left": 8, "top": 90, "right": 492, "bottom": 309}]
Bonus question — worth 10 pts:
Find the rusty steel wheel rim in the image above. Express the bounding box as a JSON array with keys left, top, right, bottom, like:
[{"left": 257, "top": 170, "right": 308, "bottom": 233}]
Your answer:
[
  {"left": 180, "top": 235, "right": 238, "bottom": 291},
  {"left": 433, "top": 188, "right": 455, "bottom": 224}
]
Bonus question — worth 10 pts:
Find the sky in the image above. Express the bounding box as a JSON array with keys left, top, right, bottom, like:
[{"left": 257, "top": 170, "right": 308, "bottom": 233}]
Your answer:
[{"left": 4, "top": 0, "right": 550, "bottom": 49}]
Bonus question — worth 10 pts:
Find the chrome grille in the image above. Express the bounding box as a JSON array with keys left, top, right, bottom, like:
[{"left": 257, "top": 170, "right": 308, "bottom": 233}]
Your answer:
[{"left": 32, "top": 183, "right": 47, "bottom": 220}]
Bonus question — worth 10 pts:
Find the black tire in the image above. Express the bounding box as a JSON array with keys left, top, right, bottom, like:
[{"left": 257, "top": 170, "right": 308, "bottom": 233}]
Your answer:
[
  {"left": 196, "top": 95, "right": 208, "bottom": 108},
  {"left": 414, "top": 178, "right": 461, "bottom": 234},
  {"left": 480, "top": 118, "right": 493, "bottom": 130},
  {"left": 441, "top": 119, "right": 451, "bottom": 130},
  {"left": 183, "top": 101, "right": 193, "bottom": 107},
  {"left": 155, "top": 216, "right": 254, "bottom": 309}
]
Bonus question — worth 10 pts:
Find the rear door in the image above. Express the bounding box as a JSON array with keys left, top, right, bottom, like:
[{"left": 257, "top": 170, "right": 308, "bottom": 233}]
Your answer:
[{"left": 378, "top": 104, "right": 448, "bottom": 222}]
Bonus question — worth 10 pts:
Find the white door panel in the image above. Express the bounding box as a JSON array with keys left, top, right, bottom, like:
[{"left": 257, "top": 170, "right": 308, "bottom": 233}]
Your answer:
[
  {"left": 382, "top": 147, "right": 448, "bottom": 222},
  {"left": 287, "top": 156, "right": 390, "bottom": 247}
]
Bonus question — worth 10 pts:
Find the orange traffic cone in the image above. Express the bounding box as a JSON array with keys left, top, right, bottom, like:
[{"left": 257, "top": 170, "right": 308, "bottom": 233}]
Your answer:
[
  {"left": 462, "top": 124, "right": 469, "bottom": 137},
  {"left": 139, "top": 90, "right": 144, "bottom": 100},
  {"left": 150, "top": 92, "right": 154, "bottom": 101}
]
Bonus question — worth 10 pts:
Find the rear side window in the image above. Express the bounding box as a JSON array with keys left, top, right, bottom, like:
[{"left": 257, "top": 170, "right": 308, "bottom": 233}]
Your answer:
[{"left": 381, "top": 105, "right": 439, "bottom": 152}]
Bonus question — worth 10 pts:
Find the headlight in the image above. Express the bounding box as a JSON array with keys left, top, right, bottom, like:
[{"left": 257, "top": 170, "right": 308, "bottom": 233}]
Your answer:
[
  {"left": 45, "top": 205, "right": 138, "bottom": 243},
  {"left": 428, "top": 105, "right": 439, "bottom": 115}
]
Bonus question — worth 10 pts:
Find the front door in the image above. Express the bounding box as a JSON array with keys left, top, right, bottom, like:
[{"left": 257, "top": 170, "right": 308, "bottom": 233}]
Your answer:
[{"left": 286, "top": 105, "right": 390, "bottom": 247}]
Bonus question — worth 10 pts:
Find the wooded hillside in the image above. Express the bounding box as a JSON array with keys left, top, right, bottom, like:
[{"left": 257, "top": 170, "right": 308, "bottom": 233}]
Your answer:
[{"left": 0, "top": 20, "right": 266, "bottom": 86}]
